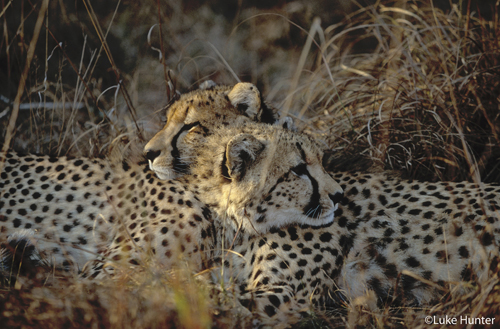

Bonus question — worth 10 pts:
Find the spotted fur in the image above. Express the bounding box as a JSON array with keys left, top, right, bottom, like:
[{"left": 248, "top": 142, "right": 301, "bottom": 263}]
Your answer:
[
  {"left": 143, "top": 82, "right": 500, "bottom": 326},
  {"left": 0, "top": 122, "right": 342, "bottom": 279}
]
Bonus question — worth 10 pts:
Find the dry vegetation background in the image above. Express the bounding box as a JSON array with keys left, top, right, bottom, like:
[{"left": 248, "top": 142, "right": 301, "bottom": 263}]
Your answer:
[{"left": 1, "top": 0, "right": 500, "bottom": 328}]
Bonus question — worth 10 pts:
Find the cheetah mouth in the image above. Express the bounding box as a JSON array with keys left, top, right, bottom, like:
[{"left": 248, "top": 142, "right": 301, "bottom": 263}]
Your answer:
[
  {"left": 320, "top": 202, "right": 339, "bottom": 222},
  {"left": 154, "top": 170, "right": 175, "bottom": 180},
  {"left": 149, "top": 163, "right": 174, "bottom": 180},
  {"left": 303, "top": 201, "right": 340, "bottom": 224},
  {"left": 154, "top": 171, "right": 172, "bottom": 180}
]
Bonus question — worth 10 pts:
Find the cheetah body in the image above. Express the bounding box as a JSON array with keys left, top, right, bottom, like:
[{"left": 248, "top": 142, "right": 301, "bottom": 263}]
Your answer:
[
  {"left": 213, "top": 172, "right": 500, "bottom": 322},
  {"left": 1, "top": 119, "right": 342, "bottom": 280},
  {"left": 0, "top": 153, "right": 214, "bottom": 274},
  {"left": 144, "top": 82, "right": 500, "bottom": 323}
]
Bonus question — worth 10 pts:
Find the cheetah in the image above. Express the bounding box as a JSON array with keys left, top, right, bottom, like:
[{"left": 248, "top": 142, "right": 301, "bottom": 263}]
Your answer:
[
  {"left": 0, "top": 121, "right": 343, "bottom": 279},
  {"left": 143, "top": 81, "right": 500, "bottom": 325},
  {"left": 144, "top": 82, "right": 293, "bottom": 180},
  {"left": 2, "top": 82, "right": 500, "bottom": 327}
]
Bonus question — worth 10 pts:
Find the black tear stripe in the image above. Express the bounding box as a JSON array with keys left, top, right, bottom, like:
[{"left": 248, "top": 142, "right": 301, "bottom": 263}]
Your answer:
[
  {"left": 295, "top": 142, "right": 321, "bottom": 217},
  {"left": 220, "top": 150, "right": 230, "bottom": 180},
  {"left": 171, "top": 121, "right": 200, "bottom": 173},
  {"left": 261, "top": 142, "right": 322, "bottom": 218},
  {"left": 258, "top": 90, "right": 277, "bottom": 124},
  {"left": 301, "top": 166, "right": 321, "bottom": 217}
]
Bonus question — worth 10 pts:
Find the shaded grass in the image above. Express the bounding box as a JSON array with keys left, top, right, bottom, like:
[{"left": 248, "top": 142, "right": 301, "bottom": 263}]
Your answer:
[{"left": 290, "top": 0, "right": 500, "bottom": 183}]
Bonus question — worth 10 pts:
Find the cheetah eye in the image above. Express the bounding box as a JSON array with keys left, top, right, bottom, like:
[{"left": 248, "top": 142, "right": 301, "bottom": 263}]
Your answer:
[
  {"left": 187, "top": 123, "right": 200, "bottom": 133},
  {"left": 291, "top": 163, "right": 308, "bottom": 177},
  {"left": 187, "top": 123, "right": 209, "bottom": 136}
]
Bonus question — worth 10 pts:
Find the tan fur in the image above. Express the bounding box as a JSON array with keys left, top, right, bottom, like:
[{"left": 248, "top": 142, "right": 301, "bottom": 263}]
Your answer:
[{"left": 144, "top": 83, "right": 282, "bottom": 180}]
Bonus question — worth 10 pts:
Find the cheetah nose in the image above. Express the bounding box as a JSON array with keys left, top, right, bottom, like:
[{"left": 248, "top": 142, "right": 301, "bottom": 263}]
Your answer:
[
  {"left": 144, "top": 149, "right": 161, "bottom": 162},
  {"left": 329, "top": 191, "right": 344, "bottom": 205}
]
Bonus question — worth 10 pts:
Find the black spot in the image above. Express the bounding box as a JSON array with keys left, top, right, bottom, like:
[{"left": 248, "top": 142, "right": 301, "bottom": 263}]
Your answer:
[
  {"left": 375, "top": 254, "right": 387, "bottom": 266},
  {"left": 347, "top": 222, "right": 359, "bottom": 230},
  {"left": 384, "top": 228, "right": 394, "bottom": 237},
  {"left": 348, "top": 187, "right": 358, "bottom": 196},
  {"left": 301, "top": 248, "right": 312, "bottom": 255},
  {"left": 295, "top": 270, "right": 304, "bottom": 280},
  {"left": 319, "top": 232, "right": 332, "bottom": 242},
  {"left": 266, "top": 254, "right": 276, "bottom": 261},
  {"left": 351, "top": 205, "right": 362, "bottom": 217},
  {"left": 388, "top": 202, "right": 400, "bottom": 209},
  {"left": 287, "top": 227, "right": 299, "bottom": 241},
  {"left": 297, "top": 259, "right": 308, "bottom": 267},
  {"left": 339, "top": 234, "right": 355, "bottom": 253},
  {"left": 263, "top": 305, "right": 276, "bottom": 317},
  {"left": 13, "top": 218, "right": 22, "bottom": 228},
  {"left": 268, "top": 295, "right": 281, "bottom": 309},
  {"left": 304, "top": 232, "right": 314, "bottom": 241},
  {"left": 399, "top": 239, "right": 409, "bottom": 250},
  {"left": 401, "top": 273, "right": 418, "bottom": 293},
  {"left": 367, "top": 278, "right": 385, "bottom": 300},
  {"left": 423, "top": 235, "right": 434, "bottom": 244},
  {"left": 460, "top": 266, "right": 474, "bottom": 281},
  {"left": 384, "top": 263, "right": 398, "bottom": 278},
  {"left": 405, "top": 256, "right": 420, "bottom": 268},
  {"left": 423, "top": 211, "right": 434, "bottom": 219},
  {"left": 481, "top": 232, "right": 493, "bottom": 246},
  {"left": 458, "top": 246, "right": 469, "bottom": 258}
]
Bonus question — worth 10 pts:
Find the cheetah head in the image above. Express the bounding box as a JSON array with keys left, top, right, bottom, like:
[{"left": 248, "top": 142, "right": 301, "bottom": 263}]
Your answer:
[
  {"left": 189, "top": 123, "right": 344, "bottom": 234},
  {"left": 144, "top": 82, "right": 282, "bottom": 180}
]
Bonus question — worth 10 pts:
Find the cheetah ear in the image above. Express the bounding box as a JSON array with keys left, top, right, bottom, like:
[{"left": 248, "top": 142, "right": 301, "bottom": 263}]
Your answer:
[
  {"left": 199, "top": 80, "right": 217, "bottom": 90},
  {"left": 279, "top": 116, "right": 296, "bottom": 131},
  {"left": 225, "top": 134, "right": 264, "bottom": 181},
  {"left": 227, "top": 83, "right": 262, "bottom": 120}
]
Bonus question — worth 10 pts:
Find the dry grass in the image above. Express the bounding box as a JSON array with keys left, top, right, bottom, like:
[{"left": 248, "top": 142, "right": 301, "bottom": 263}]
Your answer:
[
  {"left": 287, "top": 0, "right": 500, "bottom": 183},
  {"left": 1, "top": 0, "right": 500, "bottom": 328}
]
